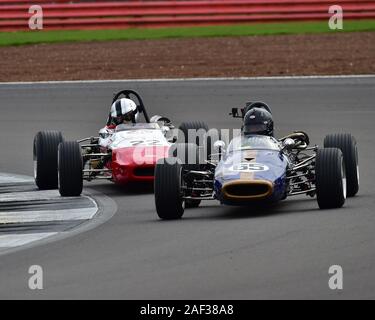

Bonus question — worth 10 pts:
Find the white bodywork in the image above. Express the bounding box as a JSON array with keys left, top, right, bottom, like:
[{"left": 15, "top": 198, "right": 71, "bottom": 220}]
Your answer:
[{"left": 99, "top": 123, "right": 172, "bottom": 150}]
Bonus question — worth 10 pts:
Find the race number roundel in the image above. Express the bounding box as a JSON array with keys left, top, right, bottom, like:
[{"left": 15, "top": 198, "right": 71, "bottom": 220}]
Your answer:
[{"left": 231, "top": 162, "right": 269, "bottom": 172}]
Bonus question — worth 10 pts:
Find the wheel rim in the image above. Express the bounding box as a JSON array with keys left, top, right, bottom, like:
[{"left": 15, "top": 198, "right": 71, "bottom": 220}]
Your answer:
[
  {"left": 179, "top": 166, "right": 185, "bottom": 210},
  {"left": 355, "top": 145, "right": 359, "bottom": 187},
  {"left": 57, "top": 151, "right": 61, "bottom": 189},
  {"left": 33, "top": 160, "right": 37, "bottom": 180},
  {"left": 356, "top": 164, "right": 360, "bottom": 187},
  {"left": 33, "top": 139, "right": 37, "bottom": 180},
  {"left": 342, "top": 158, "right": 347, "bottom": 199}
]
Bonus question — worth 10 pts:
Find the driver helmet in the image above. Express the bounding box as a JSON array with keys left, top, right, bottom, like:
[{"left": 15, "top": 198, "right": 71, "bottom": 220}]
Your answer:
[
  {"left": 110, "top": 98, "right": 138, "bottom": 125},
  {"left": 242, "top": 107, "right": 274, "bottom": 136}
]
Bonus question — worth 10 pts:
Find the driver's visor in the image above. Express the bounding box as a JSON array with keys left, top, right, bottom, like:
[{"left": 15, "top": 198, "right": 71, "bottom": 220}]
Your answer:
[
  {"left": 123, "top": 111, "right": 133, "bottom": 122},
  {"left": 243, "top": 123, "right": 268, "bottom": 133},
  {"left": 113, "top": 112, "right": 133, "bottom": 124}
]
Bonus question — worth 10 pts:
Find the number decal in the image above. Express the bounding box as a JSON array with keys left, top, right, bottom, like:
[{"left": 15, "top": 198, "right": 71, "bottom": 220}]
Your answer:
[
  {"left": 231, "top": 162, "right": 269, "bottom": 172},
  {"left": 129, "top": 139, "right": 163, "bottom": 146}
]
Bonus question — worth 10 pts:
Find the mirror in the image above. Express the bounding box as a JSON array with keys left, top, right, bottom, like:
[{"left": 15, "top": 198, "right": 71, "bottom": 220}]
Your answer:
[
  {"left": 161, "top": 125, "right": 170, "bottom": 136},
  {"left": 150, "top": 115, "right": 171, "bottom": 125},
  {"left": 282, "top": 138, "right": 295, "bottom": 150},
  {"left": 99, "top": 128, "right": 110, "bottom": 139},
  {"left": 214, "top": 140, "right": 226, "bottom": 153}
]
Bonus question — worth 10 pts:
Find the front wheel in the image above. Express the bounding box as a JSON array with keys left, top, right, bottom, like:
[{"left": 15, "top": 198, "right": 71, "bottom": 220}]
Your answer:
[
  {"left": 185, "top": 199, "right": 201, "bottom": 208},
  {"left": 324, "top": 133, "right": 359, "bottom": 197},
  {"left": 315, "top": 148, "right": 346, "bottom": 209},
  {"left": 33, "top": 131, "right": 64, "bottom": 190},
  {"left": 58, "top": 141, "right": 83, "bottom": 197},
  {"left": 154, "top": 158, "right": 184, "bottom": 220}
]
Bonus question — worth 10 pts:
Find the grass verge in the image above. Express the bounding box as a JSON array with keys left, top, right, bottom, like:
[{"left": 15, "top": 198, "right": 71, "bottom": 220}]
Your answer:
[{"left": 1, "top": 20, "right": 375, "bottom": 46}]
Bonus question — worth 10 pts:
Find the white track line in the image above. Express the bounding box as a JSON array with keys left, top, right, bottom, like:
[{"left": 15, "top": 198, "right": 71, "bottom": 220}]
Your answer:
[
  {"left": 0, "top": 172, "right": 105, "bottom": 253},
  {"left": 0, "top": 207, "right": 97, "bottom": 224},
  {"left": 0, "top": 74, "right": 374, "bottom": 85},
  {"left": 0, "top": 190, "right": 79, "bottom": 202},
  {"left": 0, "top": 189, "right": 97, "bottom": 224},
  {"left": 0, "top": 232, "right": 57, "bottom": 248},
  {"left": 0, "top": 174, "right": 33, "bottom": 184}
]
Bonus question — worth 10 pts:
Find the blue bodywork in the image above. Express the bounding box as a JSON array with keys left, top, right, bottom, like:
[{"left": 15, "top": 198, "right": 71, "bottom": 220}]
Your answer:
[{"left": 214, "top": 135, "right": 289, "bottom": 205}]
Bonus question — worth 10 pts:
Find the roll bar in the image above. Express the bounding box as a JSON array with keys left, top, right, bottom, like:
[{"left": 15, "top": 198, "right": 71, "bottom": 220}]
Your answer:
[
  {"left": 230, "top": 101, "right": 272, "bottom": 119},
  {"left": 112, "top": 89, "right": 150, "bottom": 123}
]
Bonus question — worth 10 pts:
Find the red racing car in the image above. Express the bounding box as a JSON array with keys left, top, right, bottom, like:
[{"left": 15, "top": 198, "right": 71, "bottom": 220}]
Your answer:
[{"left": 33, "top": 89, "right": 209, "bottom": 196}]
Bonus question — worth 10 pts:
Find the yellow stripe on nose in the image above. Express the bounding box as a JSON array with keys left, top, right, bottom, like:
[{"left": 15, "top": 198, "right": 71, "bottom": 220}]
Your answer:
[
  {"left": 240, "top": 172, "right": 254, "bottom": 179},
  {"left": 239, "top": 150, "right": 257, "bottom": 180},
  {"left": 244, "top": 150, "right": 257, "bottom": 160}
]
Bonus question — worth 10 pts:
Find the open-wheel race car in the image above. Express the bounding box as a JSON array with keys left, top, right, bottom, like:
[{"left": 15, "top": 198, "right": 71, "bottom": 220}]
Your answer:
[
  {"left": 154, "top": 101, "right": 359, "bottom": 220},
  {"left": 33, "top": 89, "right": 210, "bottom": 196}
]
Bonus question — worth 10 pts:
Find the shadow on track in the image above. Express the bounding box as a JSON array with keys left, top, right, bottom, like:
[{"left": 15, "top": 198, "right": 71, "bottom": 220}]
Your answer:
[
  {"left": 85, "top": 181, "right": 154, "bottom": 197},
  {"left": 181, "top": 197, "right": 321, "bottom": 221}
]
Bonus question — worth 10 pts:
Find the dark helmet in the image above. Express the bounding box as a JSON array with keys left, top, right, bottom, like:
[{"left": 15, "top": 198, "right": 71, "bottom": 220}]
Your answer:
[{"left": 242, "top": 107, "right": 274, "bottom": 136}]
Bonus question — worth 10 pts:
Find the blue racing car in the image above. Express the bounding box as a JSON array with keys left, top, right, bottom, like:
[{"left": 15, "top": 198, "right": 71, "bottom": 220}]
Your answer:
[{"left": 154, "top": 102, "right": 359, "bottom": 220}]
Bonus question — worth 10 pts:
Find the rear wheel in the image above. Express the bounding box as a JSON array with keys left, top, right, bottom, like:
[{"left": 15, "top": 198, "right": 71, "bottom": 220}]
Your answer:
[
  {"left": 33, "top": 131, "right": 64, "bottom": 190},
  {"left": 154, "top": 158, "right": 184, "bottom": 220},
  {"left": 58, "top": 141, "right": 83, "bottom": 197},
  {"left": 178, "top": 121, "right": 212, "bottom": 160},
  {"left": 169, "top": 142, "right": 201, "bottom": 170},
  {"left": 315, "top": 148, "right": 346, "bottom": 209},
  {"left": 324, "top": 133, "right": 359, "bottom": 197}
]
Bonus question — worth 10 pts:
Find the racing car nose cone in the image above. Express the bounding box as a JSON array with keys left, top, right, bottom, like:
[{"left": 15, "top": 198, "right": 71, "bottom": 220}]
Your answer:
[{"left": 221, "top": 179, "right": 273, "bottom": 201}]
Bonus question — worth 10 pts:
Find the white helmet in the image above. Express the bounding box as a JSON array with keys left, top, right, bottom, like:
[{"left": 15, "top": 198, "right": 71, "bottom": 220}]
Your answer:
[{"left": 110, "top": 98, "right": 138, "bottom": 125}]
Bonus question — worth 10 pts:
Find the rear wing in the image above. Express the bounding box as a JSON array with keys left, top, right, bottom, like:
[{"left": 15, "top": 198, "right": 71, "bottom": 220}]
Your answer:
[
  {"left": 229, "top": 107, "right": 246, "bottom": 119},
  {"left": 230, "top": 101, "right": 272, "bottom": 119}
]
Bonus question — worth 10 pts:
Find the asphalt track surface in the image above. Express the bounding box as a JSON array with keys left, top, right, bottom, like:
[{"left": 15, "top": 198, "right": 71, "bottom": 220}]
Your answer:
[{"left": 0, "top": 77, "right": 374, "bottom": 299}]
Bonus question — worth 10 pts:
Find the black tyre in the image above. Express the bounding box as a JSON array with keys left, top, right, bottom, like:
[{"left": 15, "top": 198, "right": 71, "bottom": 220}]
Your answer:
[
  {"left": 315, "top": 148, "right": 346, "bottom": 209},
  {"left": 33, "top": 130, "right": 64, "bottom": 190},
  {"left": 185, "top": 199, "right": 201, "bottom": 208},
  {"left": 324, "top": 133, "right": 359, "bottom": 197},
  {"left": 168, "top": 143, "right": 202, "bottom": 208},
  {"left": 154, "top": 158, "right": 184, "bottom": 220},
  {"left": 168, "top": 142, "right": 201, "bottom": 170},
  {"left": 58, "top": 141, "right": 83, "bottom": 197},
  {"left": 178, "top": 121, "right": 212, "bottom": 159}
]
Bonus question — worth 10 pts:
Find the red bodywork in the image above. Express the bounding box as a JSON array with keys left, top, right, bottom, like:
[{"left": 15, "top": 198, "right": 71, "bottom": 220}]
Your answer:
[{"left": 107, "top": 145, "right": 170, "bottom": 184}]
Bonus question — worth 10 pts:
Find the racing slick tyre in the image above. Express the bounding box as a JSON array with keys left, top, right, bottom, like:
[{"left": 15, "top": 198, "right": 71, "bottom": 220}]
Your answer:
[
  {"left": 33, "top": 130, "right": 64, "bottom": 190},
  {"left": 324, "top": 133, "right": 359, "bottom": 197},
  {"left": 178, "top": 121, "right": 212, "bottom": 160},
  {"left": 58, "top": 141, "right": 83, "bottom": 197},
  {"left": 168, "top": 143, "right": 202, "bottom": 208},
  {"left": 154, "top": 157, "right": 184, "bottom": 220},
  {"left": 315, "top": 148, "right": 346, "bottom": 209},
  {"left": 168, "top": 143, "right": 202, "bottom": 171},
  {"left": 185, "top": 199, "right": 201, "bottom": 208}
]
